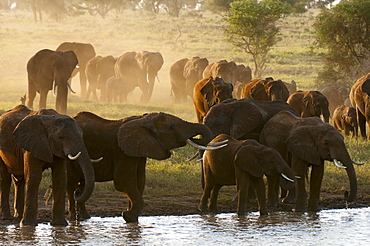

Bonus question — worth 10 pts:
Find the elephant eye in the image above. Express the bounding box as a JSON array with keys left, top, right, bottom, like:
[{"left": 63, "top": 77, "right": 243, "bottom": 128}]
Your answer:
[{"left": 58, "top": 135, "right": 65, "bottom": 140}]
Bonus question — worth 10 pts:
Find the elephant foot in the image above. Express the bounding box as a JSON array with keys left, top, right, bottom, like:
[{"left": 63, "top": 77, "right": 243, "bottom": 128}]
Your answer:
[
  {"left": 50, "top": 218, "right": 68, "bottom": 226},
  {"left": 307, "top": 203, "right": 320, "bottom": 212},
  {"left": 293, "top": 203, "right": 306, "bottom": 213},
  {"left": 198, "top": 205, "right": 208, "bottom": 213},
  {"left": 122, "top": 211, "right": 139, "bottom": 223},
  {"left": 20, "top": 219, "right": 38, "bottom": 227}
]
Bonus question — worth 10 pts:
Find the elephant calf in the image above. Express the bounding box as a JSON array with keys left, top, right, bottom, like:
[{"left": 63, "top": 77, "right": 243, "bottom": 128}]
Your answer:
[
  {"left": 333, "top": 105, "right": 358, "bottom": 138},
  {"left": 199, "top": 134, "right": 295, "bottom": 216}
]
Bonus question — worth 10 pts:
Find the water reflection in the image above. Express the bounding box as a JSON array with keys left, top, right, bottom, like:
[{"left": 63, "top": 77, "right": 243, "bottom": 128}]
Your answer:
[{"left": 0, "top": 208, "right": 370, "bottom": 245}]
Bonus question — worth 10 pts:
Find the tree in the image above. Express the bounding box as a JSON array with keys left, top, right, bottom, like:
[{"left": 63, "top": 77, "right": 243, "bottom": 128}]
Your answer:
[
  {"left": 313, "top": 0, "right": 370, "bottom": 84},
  {"left": 224, "top": 0, "right": 291, "bottom": 78}
]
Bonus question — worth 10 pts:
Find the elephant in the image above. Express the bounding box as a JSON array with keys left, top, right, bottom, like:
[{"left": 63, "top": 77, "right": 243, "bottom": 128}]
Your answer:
[
  {"left": 199, "top": 134, "right": 295, "bottom": 216},
  {"left": 66, "top": 111, "right": 226, "bottom": 223},
  {"left": 85, "top": 55, "right": 117, "bottom": 101},
  {"left": 115, "top": 51, "right": 164, "bottom": 102},
  {"left": 26, "top": 49, "right": 78, "bottom": 114},
  {"left": 232, "top": 65, "right": 253, "bottom": 99},
  {"left": 105, "top": 76, "right": 131, "bottom": 102},
  {"left": 0, "top": 105, "right": 95, "bottom": 226},
  {"left": 259, "top": 111, "right": 361, "bottom": 212},
  {"left": 350, "top": 73, "right": 370, "bottom": 139},
  {"left": 169, "top": 57, "right": 209, "bottom": 103},
  {"left": 321, "top": 84, "right": 349, "bottom": 117},
  {"left": 283, "top": 80, "right": 297, "bottom": 95},
  {"left": 333, "top": 105, "right": 358, "bottom": 138},
  {"left": 193, "top": 76, "right": 233, "bottom": 123},
  {"left": 287, "top": 90, "right": 330, "bottom": 123},
  {"left": 56, "top": 42, "right": 96, "bottom": 98},
  {"left": 203, "top": 98, "right": 299, "bottom": 140},
  {"left": 241, "top": 77, "right": 290, "bottom": 101},
  {"left": 203, "top": 60, "right": 237, "bottom": 85}
]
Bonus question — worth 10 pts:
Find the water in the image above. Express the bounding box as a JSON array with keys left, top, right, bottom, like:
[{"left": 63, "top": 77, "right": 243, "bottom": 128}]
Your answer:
[{"left": 1, "top": 207, "right": 370, "bottom": 245}]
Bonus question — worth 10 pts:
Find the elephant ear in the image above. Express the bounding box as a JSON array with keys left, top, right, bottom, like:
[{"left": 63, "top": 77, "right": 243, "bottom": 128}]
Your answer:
[
  {"left": 361, "top": 79, "right": 370, "bottom": 96},
  {"left": 13, "top": 115, "right": 54, "bottom": 163},
  {"left": 286, "top": 125, "right": 321, "bottom": 165},
  {"left": 251, "top": 80, "right": 268, "bottom": 100},
  {"left": 117, "top": 114, "right": 170, "bottom": 160},
  {"left": 230, "top": 101, "right": 263, "bottom": 139},
  {"left": 302, "top": 92, "right": 316, "bottom": 115},
  {"left": 234, "top": 145, "right": 264, "bottom": 177},
  {"left": 200, "top": 77, "right": 215, "bottom": 106}
]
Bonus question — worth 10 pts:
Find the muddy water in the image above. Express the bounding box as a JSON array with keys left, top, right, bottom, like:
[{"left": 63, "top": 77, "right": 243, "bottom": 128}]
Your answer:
[{"left": 1, "top": 207, "right": 370, "bottom": 245}]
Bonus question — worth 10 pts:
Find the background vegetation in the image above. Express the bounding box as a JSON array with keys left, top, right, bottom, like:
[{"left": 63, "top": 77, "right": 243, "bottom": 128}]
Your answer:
[{"left": 0, "top": 6, "right": 369, "bottom": 208}]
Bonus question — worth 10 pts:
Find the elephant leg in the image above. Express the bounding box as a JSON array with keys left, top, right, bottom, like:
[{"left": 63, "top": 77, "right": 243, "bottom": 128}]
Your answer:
[
  {"left": 236, "top": 173, "right": 249, "bottom": 216},
  {"left": 0, "top": 160, "right": 12, "bottom": 220},
  {"left": 38, "top": 89, "right": 48, "bottom": 110},
  {"left": 21, "top": 153, "right": 43, "bottom": 226},
  {"left": 292, "top": 156, "right": 308, "bottom": 212},
  {"left": 357, "top": 111, "right": 367, "bottom": 139},
  {"left": 252, "top": 177, "right": 268, "bottom": 216},
  {"left": 50, "top": 159, "right": 68, "bottom": 226},
  {"left": 79, "top": 68, "right": 87, "bottom": 98},
  {"left": 199, "top": 173, "right": 214, "bottom": 213},
  {"left": 27, "top": 82, "right": 37, "bottom": 109},
  {"left": 12, "top": 175, "right": 25, "bottom": 219},
  {"left": 114, "top": 160, "right": 144, "bottom": 223},
  {"left": 266, "top": 175, "right": 279, "bottom": 207},
  {"left": 208, "top": 183, "right": 222, "bottom": 214},
  {"left": 307, "top": 164, "right": 324, "bottom": 212}
]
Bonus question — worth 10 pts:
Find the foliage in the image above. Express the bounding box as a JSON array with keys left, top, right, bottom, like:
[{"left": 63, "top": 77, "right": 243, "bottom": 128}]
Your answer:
[
  {"left": 313, "top": 0, "right": 370, "bottom": 86},
  {"left": 224, "top": 0, "right": 292, "bottom": 78}
]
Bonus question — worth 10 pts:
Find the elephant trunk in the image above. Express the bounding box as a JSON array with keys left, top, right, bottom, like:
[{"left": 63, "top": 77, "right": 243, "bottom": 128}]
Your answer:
[
  {"left": 186, "top": 122, "right": 213, "bottom": 146},
  {"left": 332, "top": 148, "right": 357, "bottom": 202},
  {"left": 55, "top": 81, "right": 68, "bottom": 114},
  {"left": 73, "top": 149, "right": 95, "bottom": 202}
]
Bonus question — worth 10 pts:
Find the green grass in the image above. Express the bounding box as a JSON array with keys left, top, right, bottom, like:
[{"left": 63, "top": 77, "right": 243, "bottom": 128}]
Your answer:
[{"left": 1, "top": 8, "right": 369, "bottom": 202}]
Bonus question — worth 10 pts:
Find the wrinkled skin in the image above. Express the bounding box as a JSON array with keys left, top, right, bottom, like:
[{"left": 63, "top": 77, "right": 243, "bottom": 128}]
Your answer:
[
  {"left": 170, "top": 57, "right": 209, "bottom": 103},
  {"left": 321, "top": 84, "right": 349, "bottom": 117},
  {"left": 350, "top": 73, "right": 370, "bottom": 139},
  {"left": 115, "top": 51, "right": 164, "bottom": 102},
  {"left": 200, "top": 134, "right": 295, "bottom": 216},
  {"left": 203, "top": 98, "right": 298, "bottom": 140},
  {"left": 0, "top": 105, "right": 95, "bottom": 226},
  {"left": 67, "top": 111, "right": 215, "bottom": 223},
  {"left": 85, "top": 55, "right": 117, "bottom": 101},
  {"left": 241, "top": 78, "right": 290, "bottom": 101},
  {"left": 56, "top": 42, "right": 96, "bottom": 98},
  {"left": 26, "top": 49, "right": 78, "bottom": 114},
  {"left": 193, "top": 76, "right": 233, "bottom": 123},
  {"left": 203, "top": 60, "right": 238, "bottom": 85},
  {"left": 287, "top": 90, "right": 330, "bottom": 123},
  {"left": 333, "top": 105, "right": 358, "bottom": 138},
  {"left": 259, "top": 111, "right": 358, "bottom": 212}
]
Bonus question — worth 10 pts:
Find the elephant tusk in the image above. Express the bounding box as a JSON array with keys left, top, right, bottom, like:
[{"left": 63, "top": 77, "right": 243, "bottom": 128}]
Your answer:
[
  {"left": 91, "top": 157, "right": 103, "bottom": 163},
  {"left": 186, "top": 139, "right": 227, "bottom": 150},
  {"left": 67, "top": 80, "right": 77, "bottom": 94},
  {"left": 68, "top": 151, "right": 81, "bottom": 160},
  {"left": 186, "top": 152, "right": 199, "bottom": 161},
  {"left": 156, "top": 75, "right": 161, "bottom": 83},
  {"left": 281, "top": 173, "right": 295, "bottom": 182},
  {"left": 333, "top": 159, "right": 347, "bottom": 169},
  {"left": 207, "top": 139, "right": 229, "bottom": 146},
  {"left": 52, "top": 80, "right": 57, "bottom": 97},
  {"left": 352, "top": 159, "right": 365, "bottom": 165},
  {"left": 295, "top": 176, "right": 301, "bottom": 179}
]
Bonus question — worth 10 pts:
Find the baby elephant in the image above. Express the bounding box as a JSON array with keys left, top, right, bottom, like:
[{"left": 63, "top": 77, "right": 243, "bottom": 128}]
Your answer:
[
  {"left": 199, "top": 134, "right": 295, "bottom": 216},
  {"left": 333, "top": 105, "right": 358, "bottom": 138}
]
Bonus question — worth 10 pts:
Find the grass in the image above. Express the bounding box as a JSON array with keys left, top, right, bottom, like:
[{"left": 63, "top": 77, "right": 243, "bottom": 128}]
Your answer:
[{"left": 0, "top": 8, "right": 369, "bottom": 203}]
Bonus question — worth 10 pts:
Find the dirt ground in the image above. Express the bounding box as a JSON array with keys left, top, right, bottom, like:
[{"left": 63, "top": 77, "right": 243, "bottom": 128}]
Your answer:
[{"left": 1, "top": 189, "right": 369, "bottom": 226}]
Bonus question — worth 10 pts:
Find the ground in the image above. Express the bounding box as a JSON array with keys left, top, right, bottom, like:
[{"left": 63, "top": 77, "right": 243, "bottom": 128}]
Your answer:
[{"left": 0, "top": 189, "right": 369, "bottom": 226}]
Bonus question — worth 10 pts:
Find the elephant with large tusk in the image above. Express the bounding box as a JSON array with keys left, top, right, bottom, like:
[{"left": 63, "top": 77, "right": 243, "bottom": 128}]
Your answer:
[
  {"left": 67, "top": 111, "right": 225, "bottom": 223},
  {"left": 0, "top": 105, "right": 95, "bottom": 226},
  {"left": 259, "top": 111, "right": 362, "bottom": 212}
]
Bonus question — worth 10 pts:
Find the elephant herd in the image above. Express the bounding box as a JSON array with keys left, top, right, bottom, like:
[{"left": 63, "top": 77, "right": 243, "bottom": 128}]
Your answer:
[{"left": 3, "top": 41, "right": 370, "bottom": 226}]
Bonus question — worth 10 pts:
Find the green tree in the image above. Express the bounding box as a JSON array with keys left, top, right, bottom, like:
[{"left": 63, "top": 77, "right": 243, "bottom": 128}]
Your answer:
[
  {"left": 224, "top": 0, "right": 291, "bottom": 78},
  {"left": 313, "top": 0, "right": 370, "bottom": 84}
]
